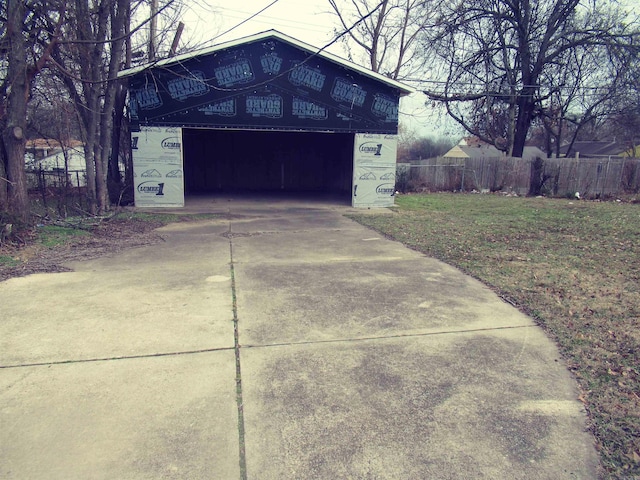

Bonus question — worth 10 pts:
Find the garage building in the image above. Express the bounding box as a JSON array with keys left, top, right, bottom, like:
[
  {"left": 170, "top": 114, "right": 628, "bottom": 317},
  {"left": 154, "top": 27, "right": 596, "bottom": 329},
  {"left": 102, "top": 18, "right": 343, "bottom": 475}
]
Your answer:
[{"left": 118, "top": 30, "right": 413, "bottom": 207}]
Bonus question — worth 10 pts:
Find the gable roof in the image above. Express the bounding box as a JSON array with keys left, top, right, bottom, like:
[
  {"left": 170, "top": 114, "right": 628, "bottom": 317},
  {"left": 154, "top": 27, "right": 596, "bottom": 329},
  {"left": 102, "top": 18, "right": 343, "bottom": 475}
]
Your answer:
[
  {"left": 443, "top": 143, "right": 546, "bottom": 160},
  {"left": 559, "top": 141, "right": 626, "bottom": 158},
  {"left": 26, "top": 138, "right": 83, "bottom": 151},
  {"left": 118, "top": 29, "right": 414, "bottom": 96}
]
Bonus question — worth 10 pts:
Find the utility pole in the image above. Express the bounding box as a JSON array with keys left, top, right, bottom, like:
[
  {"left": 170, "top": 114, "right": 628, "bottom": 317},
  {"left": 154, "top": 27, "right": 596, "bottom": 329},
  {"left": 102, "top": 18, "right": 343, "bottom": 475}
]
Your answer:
[
  {"left": 148, "top": 0, "right": 157, "bottom": 61},
  {"left": 169, "top": 22, "right": 184, "bottom": 57}
]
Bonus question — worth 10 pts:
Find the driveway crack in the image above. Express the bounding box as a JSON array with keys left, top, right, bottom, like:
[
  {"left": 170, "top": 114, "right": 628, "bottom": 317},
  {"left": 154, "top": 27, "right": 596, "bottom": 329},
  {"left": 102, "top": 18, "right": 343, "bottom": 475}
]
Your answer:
[{"left": 227, "top": 216, "right": 248, "bottom": 480}]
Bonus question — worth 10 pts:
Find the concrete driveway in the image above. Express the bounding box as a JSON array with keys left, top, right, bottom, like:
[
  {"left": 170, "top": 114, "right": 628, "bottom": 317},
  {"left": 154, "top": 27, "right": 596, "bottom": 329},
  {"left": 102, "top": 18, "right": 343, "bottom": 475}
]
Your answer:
[{"left": 0, "top": 195, "right": 599, "bottom": 479}]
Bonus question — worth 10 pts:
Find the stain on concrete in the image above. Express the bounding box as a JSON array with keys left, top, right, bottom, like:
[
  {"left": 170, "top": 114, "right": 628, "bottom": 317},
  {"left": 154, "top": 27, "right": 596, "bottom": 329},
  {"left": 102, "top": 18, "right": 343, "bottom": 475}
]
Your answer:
[{"left": 242, "top": 331, "right": 593, "bottom": 479}]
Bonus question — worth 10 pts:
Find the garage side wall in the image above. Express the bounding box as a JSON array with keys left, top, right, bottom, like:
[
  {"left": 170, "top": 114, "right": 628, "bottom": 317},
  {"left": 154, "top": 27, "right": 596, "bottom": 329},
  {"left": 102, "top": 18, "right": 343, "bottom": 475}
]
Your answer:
[
  {"left": 132, "top": 127, "right": 184, "bottom": 207},
  {"left": 352, "top": 134, "right": 398, "bottom": 208}
]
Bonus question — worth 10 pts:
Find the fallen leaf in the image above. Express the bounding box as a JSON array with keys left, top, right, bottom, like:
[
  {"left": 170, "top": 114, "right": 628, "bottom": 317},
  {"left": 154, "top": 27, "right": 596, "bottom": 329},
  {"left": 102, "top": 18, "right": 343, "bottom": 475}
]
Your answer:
[{"left": 626, "top": 450, "right": 640, "bottom": 464}]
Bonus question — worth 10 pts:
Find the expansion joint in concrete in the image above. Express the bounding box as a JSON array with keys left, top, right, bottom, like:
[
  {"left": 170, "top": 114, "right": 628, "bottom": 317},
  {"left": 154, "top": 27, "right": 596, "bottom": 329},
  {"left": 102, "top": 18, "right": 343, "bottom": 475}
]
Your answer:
[
  {"left": 228, "top": 218, "right": 248, "bottom": 480},
  {"left": 0, "top": 347, "right": 235, "bottom": 370}
]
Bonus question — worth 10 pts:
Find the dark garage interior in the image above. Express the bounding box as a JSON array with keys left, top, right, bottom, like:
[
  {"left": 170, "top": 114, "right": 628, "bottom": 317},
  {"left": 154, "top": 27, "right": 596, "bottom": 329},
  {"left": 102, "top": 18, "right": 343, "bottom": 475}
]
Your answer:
[{"left": 182, "top": 129, "right": 354, "bottom": 195}]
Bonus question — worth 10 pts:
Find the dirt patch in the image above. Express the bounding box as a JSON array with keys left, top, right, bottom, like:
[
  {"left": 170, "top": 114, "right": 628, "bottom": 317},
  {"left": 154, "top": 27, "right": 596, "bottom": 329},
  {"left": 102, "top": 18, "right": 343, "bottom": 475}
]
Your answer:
[{"left": 0, "top": 217, "right": 166, "bottom": 282}]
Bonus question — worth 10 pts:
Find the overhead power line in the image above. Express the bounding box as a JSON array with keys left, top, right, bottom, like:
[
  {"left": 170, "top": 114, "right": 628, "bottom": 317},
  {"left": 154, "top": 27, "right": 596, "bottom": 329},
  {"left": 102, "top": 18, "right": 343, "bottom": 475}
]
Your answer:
[
  {"left": 151, "top": 0, "right": 388, "bottom": 94},
  {"left": 211, "top": 0, "right": 281, "bottom": 43}
]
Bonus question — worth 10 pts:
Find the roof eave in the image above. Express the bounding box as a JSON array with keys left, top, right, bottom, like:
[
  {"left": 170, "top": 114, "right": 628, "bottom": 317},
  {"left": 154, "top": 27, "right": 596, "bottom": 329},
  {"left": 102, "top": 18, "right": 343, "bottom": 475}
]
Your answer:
[{"left": 117, "top": 29, "right": 415, "bottom": 96}]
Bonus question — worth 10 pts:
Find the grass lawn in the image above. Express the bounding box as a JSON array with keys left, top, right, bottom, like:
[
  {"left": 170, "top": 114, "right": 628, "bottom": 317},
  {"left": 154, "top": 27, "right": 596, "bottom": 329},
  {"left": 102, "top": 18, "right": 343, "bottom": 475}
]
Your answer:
[{"left": 349, "top": 193, "right": 640, "bottom": 479}]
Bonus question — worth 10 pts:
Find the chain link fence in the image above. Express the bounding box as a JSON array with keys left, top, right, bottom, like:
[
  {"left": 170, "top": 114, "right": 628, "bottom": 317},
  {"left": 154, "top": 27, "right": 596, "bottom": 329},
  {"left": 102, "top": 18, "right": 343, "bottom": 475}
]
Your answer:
[{"left": 26, "top": 167, "right": 89, "bottom": 215}]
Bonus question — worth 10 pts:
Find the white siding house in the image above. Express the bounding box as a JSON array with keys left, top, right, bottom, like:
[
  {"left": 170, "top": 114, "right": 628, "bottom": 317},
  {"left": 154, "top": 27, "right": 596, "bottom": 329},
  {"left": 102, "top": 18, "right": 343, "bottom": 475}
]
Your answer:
[{"left": 25, "top": 139, "right": 87, "bottom": 187}]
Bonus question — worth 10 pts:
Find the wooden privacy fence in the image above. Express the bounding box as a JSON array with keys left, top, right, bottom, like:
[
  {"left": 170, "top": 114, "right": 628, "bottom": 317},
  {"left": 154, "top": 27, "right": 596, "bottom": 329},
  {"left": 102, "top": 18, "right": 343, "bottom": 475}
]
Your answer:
[{"left": 403, "top": 156, "right": 640, "bottom": 197}]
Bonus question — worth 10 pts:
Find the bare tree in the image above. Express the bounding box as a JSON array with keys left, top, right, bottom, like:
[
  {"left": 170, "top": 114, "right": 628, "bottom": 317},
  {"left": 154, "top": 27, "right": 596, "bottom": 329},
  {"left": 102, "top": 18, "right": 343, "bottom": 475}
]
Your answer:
[
  {"left": 422, "top": 0, "right": 640, "bottom": 157},
  {"left": 537, "top": 27, "right": 636, "bottom": 157},
  {"left": 0, "top": 0, "right": 190, "bottom": 220},
  {"left": 50, "top": 0, "right": 114, "bottom": 214},
  {"left": 0, "top": 0, "right": 63, "bottom": 222},
  {"left": 603, "top": 53, "right": 640, "bottom": 157},
  {"left": 328, "top": 0, "right": 437, "bottom": 81},
  {"left": 111, "top": 0, "right": 188, "bottom": 204},
  {"left": 51, "top": 0, "right": 185, "bottom": 213},
  {"left": 397, "top": 134, "right": 454, "bottom": 162},
  {"left": 0, "top": 0, "right": 29, "bottom": 221}
]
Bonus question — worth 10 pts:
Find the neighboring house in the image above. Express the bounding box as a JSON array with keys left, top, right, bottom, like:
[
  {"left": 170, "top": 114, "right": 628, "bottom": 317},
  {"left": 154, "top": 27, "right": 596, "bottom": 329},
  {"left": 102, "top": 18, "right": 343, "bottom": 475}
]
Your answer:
[
  {"left": 25, "top": 139, "right": 87, "bottom": 187},
  {"left": 559, "top": 141, "right": 628, "bottom": 158},
  {"left": 443, "top": 138, "right": 546, "bottom": 160}
]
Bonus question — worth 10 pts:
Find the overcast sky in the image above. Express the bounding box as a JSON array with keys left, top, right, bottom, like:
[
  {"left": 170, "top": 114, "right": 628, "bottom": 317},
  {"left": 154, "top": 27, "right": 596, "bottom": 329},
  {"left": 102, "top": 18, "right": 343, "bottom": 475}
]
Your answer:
[
  {"left": 177, "top": 0, "right": 454, "bottom": 137},
  {"left": 177, "top": 0, "right": 640, "bottom": 139},
  {"left": 183, "top": 0, "right": 338, "bottom": 51}
]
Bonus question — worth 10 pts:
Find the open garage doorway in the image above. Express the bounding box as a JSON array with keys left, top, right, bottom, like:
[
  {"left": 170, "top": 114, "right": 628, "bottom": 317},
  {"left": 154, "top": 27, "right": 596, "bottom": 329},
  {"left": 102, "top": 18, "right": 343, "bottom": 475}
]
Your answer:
[{"left": 182, "top": 129, "right": 354, "bottom": 197}]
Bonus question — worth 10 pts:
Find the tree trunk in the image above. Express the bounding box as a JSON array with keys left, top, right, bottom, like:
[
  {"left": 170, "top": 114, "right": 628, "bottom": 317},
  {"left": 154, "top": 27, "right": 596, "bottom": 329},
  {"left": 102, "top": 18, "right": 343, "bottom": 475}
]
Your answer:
[
  {"left": 108, "top": 84, "right": 126, "bottom": 204},
  {"left": 512, "top": 95, "right": 536, "bottom": 158},
  {"left": 529, "top": 156, "right": 546, "bottom": 196},
  {"left": 103, "top": 0, "right": 129, "bottom": 206},
  {"left": 95, "top": 131, "right": 109, "bottom": 213},
  {"left": 0, "top": 147, "right": 8, "bottom": 211},
  {"left": 73, "top": 0, "right": 112, "bottom": 214},
  {"left": 109, "top": 0, "right": 132, "bottom": 205},
  {"left": 78, "top": 100, "right": 99, "bottom": 215},
  {"left": 2, "top": 130, "right": 29, "bottom": 223},
  {"left": 3, "top": 0, "right": 30, "bottom": 223}
]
